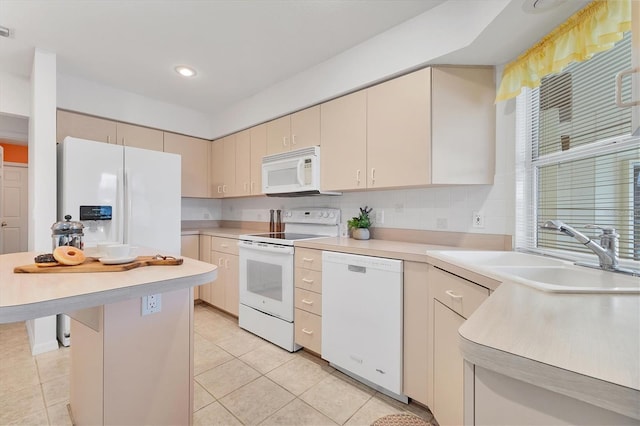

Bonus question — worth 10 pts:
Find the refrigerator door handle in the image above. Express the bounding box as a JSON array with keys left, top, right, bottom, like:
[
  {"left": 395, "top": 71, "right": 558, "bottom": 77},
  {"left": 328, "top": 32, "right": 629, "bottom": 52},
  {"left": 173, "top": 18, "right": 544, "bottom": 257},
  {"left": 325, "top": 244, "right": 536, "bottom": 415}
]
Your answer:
[
  {"left": 123, "top": 168, "right": 132, "bottom": 244},
  {"left": 117, "top": 167, "right": 126, "bottom": 244}
]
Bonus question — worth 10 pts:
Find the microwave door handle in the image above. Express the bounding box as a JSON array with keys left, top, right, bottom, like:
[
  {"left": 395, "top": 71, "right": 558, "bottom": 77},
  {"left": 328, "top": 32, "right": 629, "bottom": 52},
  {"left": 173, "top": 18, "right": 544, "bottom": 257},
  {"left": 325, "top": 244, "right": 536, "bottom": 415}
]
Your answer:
[{"left": 296, "top": 159, "right": 305, "bottom": 186}]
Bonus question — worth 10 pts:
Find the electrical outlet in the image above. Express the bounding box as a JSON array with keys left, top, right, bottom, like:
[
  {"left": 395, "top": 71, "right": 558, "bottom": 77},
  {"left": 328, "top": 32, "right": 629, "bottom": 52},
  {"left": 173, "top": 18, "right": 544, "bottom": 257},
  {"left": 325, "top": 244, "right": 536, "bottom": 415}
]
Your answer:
[
  {"left": 472, "top": 211, "right": 485, "bottom": 228},
  {"left": 142, "top": 294, "right": 162, "bottom": 316},
  {"left": 376, "top": 210, "right": 385, "bottom": 225},
  {"left": 436, "top": 218, "right": 448, "bottom": 229}
]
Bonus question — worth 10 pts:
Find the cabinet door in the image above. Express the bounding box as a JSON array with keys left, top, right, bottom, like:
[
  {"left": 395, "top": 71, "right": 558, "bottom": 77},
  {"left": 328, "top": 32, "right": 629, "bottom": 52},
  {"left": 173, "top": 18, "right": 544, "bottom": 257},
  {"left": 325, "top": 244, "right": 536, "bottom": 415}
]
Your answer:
[
  {"left": 181, "top": 235, "right": 200, "bottom": 300},
  {"left": 224, "top": 255, "right": 239, "bottom": 316},
  {"left": 249, "top": 124, "right": 267, "bottom": 195},
  {"left": 367, "top": 68, "right": 431, "bottom": 188},
  {"left": 164, "top": 133, "right": 209, "bottom": 198},
  {"left": 116, "top": 123, "right": 163, "bottom": 151},
  {"left": 57, "top": 110, "right": 117, "bottom": 144},
  {"left": 403, "top": 262, "right": 429, "bottom": 406},
  {"left": 266, "top": 115, "right": 291, "bottom": 155},
  {"left": 209, "top": 140, "right": 224, "bottom": 198},
  {"left": 433, "top": 300, "right": 465, "bottom": 426},
  {"left": 210, "top": 251, "right": 226, "bottom": 309},
  {"left": 320, "top": 90, "right": 367, "bottom": 191},
  {"left": 235, "top": 130, "right": 251, "bottom": 196},
  {"left": 222, "top": 135, "right": 236, "bottom": 197},
  {"left": 431, "top": 67, "right": 495, "bottom": 185},
  {"left": 290, "top": 105, "right": 320, "bottom": 150},
  {"left": 199, "top": 236, "right": 212, "bottom": 303}
]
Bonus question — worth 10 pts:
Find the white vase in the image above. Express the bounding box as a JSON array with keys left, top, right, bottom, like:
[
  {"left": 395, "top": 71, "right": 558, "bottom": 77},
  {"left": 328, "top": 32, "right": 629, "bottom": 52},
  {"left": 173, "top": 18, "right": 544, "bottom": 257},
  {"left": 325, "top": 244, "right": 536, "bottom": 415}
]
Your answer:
[{"left": 352, "top": 228, "right": 370, "bottom": 240}]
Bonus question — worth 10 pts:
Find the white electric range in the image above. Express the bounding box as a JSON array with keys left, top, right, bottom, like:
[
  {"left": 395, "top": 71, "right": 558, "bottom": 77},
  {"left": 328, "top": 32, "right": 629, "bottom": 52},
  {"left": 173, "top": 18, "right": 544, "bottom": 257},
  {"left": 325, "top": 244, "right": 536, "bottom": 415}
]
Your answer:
[{"left": 238, "top": 207, "right": 340, "bottom": 351}]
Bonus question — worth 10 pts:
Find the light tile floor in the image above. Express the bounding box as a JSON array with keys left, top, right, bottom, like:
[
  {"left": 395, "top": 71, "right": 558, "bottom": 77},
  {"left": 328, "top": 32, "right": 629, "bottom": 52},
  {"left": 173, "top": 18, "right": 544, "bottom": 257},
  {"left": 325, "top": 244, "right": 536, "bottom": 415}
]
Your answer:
[{"left": 0, "top": 304, "right": 437, "bottom": 425}]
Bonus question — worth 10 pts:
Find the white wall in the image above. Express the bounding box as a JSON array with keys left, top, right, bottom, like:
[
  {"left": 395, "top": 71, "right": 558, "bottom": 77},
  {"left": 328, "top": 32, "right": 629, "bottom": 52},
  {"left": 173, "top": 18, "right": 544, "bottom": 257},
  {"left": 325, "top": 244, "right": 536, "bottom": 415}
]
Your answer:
[
  {"left": 57, "top": 74, "right": 212, "bottom": 139},
  {"left": 0, "top": 71, "right": 30, "bottom": 117},
  {"left": 209, "top": 0, "right": 510, "bottom": 138}
]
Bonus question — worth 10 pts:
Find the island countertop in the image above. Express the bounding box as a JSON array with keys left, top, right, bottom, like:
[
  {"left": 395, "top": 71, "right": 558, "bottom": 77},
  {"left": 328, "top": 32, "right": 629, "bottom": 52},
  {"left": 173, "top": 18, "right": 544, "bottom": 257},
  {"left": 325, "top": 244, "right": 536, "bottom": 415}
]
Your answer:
[{"left": 0, "top": 251, "right": 217, "bottom": 323}]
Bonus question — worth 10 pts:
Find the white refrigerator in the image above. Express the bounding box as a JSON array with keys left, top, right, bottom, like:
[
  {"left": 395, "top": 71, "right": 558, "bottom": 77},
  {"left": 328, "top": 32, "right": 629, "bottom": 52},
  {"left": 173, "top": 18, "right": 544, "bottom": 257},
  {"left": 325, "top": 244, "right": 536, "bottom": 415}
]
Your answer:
[{"left": 56, "top": 136, "right": 181, "bottom": 345}]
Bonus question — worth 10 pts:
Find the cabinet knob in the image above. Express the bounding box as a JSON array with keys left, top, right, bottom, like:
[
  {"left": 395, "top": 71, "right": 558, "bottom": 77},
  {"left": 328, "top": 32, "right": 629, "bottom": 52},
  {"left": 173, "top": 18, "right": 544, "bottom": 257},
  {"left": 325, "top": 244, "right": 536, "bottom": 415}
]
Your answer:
[
  {"left": 283, "top": 136, "right": 287, "bottom": 147},
  {"left": 292, "top": 134, "right": 296, "bottom": 145},
  {"left": 1, "top": 221, "right": 7, "bottom": 227},
  {"left": 356, "top": 169, "right": 361, "bottom": 184},
  {"left": 371, "top": 168, "right": 376, "bottom": 184},
  {"left": 301, "top": 328, "right": 314, "bottom": 335}
]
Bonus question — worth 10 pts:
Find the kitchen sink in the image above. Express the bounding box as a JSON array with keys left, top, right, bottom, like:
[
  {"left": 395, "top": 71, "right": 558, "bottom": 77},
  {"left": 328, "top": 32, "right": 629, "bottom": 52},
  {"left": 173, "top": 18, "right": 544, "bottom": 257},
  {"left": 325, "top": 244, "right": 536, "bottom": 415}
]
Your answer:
[
  {"left": 430, "top": 251, "right": 640, "bottom": 294},
  {"left": 491, "top": 265, "right": 640, "bottom": 294}
]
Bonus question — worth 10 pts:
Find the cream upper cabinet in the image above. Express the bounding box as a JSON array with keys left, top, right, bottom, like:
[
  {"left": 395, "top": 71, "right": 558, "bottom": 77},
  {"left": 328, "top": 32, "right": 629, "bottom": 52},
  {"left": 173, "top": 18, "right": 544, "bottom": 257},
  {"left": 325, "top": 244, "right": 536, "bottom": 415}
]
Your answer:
[
  {"left": 320, "top": 90, "right": 367, "bottom": 191},
  {"left": 367, "top": 68, "right": 432, "bottom": 189},
  {"left": 209, "top": 140, "right": 224, "bottom": 199},
  {"left": 430, "top": 66, "right": 495, "bottom": 184},
  {"left": 250, "top": 123, "right": 267, "bottom": 195},
  {"left": 163, "top": 132, "right": 209, "bottom": 198},
  {"left": 366, "top": 66, "right": 495, "bottom": 190},
  {"left": 290, "top": 105, "right": 320, "bottom": 150},
  {"left": 116, "top": 123, "right": 164, "bottom": 151},
  {"left": 266, "top": 106, "right": 320, "bottom": 155},
  {"left": 57, "top": 110, "right": 117, "bottom": 144},
  {"left": 222, "top": 135, "right": 237, "bottom": 197},
  {"left": 266, "top": 115, "right": 291, "bottom": 155},
  {"left": 235, "top": 129, "right": 251, "bottom": 196}
]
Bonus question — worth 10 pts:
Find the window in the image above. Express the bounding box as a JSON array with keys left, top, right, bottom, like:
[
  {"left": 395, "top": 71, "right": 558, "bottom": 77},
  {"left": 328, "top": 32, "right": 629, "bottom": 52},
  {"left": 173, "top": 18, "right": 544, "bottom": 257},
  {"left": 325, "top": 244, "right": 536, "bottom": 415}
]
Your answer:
[{"left": 516, "top": 31, "right": 640, "bottom": 261}]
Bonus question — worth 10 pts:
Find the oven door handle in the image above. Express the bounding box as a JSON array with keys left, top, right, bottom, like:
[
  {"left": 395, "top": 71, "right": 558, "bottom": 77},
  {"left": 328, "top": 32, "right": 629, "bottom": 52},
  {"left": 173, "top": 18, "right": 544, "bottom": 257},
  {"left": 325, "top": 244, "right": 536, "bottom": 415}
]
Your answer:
[{"left": 238, "top": 241, "right": 294, "bottom": 255}]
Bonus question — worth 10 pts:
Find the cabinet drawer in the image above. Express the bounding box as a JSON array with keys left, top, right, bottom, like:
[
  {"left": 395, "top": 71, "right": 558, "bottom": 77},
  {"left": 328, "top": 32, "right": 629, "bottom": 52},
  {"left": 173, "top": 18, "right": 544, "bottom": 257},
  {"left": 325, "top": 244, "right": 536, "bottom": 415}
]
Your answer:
[
  {"left": 294, "top": 268, "right": 322, "bottom": 293},
  {"left": 295, "top": 309, "right": 321, "bottom": 354},
  {"left": 295, "top": 248, "right": 322, "bottom": 271},
  {"left": 211, "top": 236, "right": 238, "bottom": 255},
  {"left": 430, "top": 265, "right": 489, "bottom": 319},
  {"left": 295, "top": 288, "right": 322, "bottom": 316}
]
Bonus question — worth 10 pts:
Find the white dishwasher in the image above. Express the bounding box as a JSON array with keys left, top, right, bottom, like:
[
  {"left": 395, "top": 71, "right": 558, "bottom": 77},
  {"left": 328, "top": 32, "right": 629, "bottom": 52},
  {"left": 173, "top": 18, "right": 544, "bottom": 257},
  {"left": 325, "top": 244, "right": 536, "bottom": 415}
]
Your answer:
[{"left": 322, "top": 251, "right": 405, "bottom": 401}]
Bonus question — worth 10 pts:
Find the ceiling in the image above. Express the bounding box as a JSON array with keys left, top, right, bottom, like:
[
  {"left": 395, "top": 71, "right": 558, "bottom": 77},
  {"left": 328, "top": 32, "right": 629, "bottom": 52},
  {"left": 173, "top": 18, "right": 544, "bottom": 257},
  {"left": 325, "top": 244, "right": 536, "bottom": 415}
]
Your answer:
[{"left": 0, "top": 0, "right": 587, "bottom": 132}]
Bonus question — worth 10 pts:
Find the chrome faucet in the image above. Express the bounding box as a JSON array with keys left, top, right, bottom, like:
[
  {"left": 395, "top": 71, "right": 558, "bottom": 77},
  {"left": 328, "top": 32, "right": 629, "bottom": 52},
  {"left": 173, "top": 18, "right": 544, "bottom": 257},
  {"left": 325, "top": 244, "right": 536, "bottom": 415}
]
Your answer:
[{"left": 540, "top": 220, "right": 619, "bottom": 270}]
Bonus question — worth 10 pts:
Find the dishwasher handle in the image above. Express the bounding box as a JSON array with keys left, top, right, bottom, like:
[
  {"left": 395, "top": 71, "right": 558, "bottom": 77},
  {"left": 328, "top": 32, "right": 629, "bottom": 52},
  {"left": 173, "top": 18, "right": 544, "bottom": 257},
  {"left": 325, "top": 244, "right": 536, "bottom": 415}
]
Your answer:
[{"left": 348, "top": 265, "right": 366, "bottom": 273}]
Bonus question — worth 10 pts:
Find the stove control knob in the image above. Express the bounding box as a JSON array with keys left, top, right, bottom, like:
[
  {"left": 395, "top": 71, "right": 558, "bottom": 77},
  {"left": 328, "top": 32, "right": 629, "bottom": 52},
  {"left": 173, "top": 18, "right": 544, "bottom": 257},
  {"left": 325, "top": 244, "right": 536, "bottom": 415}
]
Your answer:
[
  {"left": 329, "top": 212, "right": 335, "bottom": 218},
  {"left": 323, "top": 212, "right": 330, "bottom": 218}
]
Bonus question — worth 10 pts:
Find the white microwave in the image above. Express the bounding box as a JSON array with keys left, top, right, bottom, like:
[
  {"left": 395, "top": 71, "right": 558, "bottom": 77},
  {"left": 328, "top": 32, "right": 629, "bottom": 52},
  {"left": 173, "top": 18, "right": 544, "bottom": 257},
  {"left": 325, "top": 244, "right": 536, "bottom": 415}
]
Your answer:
[{"left": 262, "top": 146, "right": 340, "bottom": 196}]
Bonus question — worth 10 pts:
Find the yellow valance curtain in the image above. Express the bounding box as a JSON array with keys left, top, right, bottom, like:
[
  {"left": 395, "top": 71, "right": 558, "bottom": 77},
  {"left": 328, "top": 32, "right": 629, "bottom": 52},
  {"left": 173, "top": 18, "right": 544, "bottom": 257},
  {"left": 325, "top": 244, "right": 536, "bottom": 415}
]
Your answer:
[{"left": 496, "top": 0, "right": 632, "bottom": 102}]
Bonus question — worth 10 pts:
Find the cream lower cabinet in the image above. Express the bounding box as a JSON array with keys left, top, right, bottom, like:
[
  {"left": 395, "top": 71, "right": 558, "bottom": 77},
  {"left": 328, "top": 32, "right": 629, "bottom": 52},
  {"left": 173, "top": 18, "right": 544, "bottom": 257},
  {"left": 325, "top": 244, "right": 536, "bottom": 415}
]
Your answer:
[
  {"left": 164, "top": 132, "right": 209, "bottom": 198},
  {"left": 57, "top": 110, "right": 117, "bottom": 144},
  {"left": 428, "top": 265, "right": 490, "bottom": 426},
  {"left": 180, "top": 235, "right": 200, "bottom": 300},
  {"left": 208, "top": 236, "right": 239, "bottom": 316},
  {"left": 403, "top": 261, "right": 429, "bottom": 406},
  {"left": 470, "top": 366, "right": 639, "bottom": 426},
  {"left": 294, "top": 248, "right": 323, "bottom": 354}
]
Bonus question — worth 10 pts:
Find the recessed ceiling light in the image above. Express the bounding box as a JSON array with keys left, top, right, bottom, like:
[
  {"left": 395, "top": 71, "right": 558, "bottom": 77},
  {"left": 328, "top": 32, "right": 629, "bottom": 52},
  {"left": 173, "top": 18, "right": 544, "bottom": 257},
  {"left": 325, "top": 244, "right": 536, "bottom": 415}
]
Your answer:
[{"left": 175, "top": 66, "right": 197, "bottom": 78}]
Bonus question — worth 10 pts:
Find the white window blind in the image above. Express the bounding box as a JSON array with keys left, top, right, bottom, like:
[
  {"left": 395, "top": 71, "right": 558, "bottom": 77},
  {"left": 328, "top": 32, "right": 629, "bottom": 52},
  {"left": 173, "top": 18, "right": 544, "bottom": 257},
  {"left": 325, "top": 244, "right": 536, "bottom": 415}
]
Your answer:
[{"left": 516, "top": 31, "right": 640, "bottom": 261}]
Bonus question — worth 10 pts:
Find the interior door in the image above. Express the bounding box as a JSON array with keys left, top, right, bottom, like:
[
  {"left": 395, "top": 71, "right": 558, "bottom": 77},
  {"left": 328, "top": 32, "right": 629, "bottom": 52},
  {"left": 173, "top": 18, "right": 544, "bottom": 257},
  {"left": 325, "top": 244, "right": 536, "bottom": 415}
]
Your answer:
[{"left": 1, "top": 164, "right": 28, "bottom": 253}]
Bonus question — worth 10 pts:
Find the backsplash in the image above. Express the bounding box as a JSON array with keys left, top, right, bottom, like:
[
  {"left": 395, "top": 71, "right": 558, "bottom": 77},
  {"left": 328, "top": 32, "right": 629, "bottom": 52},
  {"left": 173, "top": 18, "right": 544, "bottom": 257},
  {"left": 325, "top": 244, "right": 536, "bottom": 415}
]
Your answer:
[
  {"left": 181, "top": 197, "right": 222, "bottom": 221},
  {"left": 219, "top": 180, "right": 513, "bottom": 236}
]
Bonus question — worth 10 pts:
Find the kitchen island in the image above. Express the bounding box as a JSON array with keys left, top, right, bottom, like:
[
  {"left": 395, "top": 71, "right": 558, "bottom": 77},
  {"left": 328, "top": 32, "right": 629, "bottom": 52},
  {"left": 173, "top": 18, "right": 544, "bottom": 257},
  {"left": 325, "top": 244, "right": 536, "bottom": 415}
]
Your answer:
[{"left": 0, "top": 251, "right": 217, "bottom": 425}]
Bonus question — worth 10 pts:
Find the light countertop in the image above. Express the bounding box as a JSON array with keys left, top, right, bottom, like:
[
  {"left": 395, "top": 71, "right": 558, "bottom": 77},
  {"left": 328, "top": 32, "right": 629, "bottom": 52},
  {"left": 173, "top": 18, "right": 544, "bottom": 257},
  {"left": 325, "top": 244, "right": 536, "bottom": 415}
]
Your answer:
[
  {"left": 0, "top": 250, "right": 217, "bottom": 324},
  {"left": 427, "top": 251, "right": 640, "bottom": 420},
  {"left": 182, "top": 227, "right": 262, "bottom": 239},
  {"left": 295, "top": 236, "right": 456, "bottom": 263}
]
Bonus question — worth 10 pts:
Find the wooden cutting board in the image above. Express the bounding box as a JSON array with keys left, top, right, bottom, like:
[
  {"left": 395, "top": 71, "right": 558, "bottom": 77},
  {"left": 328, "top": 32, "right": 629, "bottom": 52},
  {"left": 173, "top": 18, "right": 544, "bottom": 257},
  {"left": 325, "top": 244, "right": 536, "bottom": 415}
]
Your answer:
[{"left": 14, "top": 256, "right": 183, "bottom": 273}]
